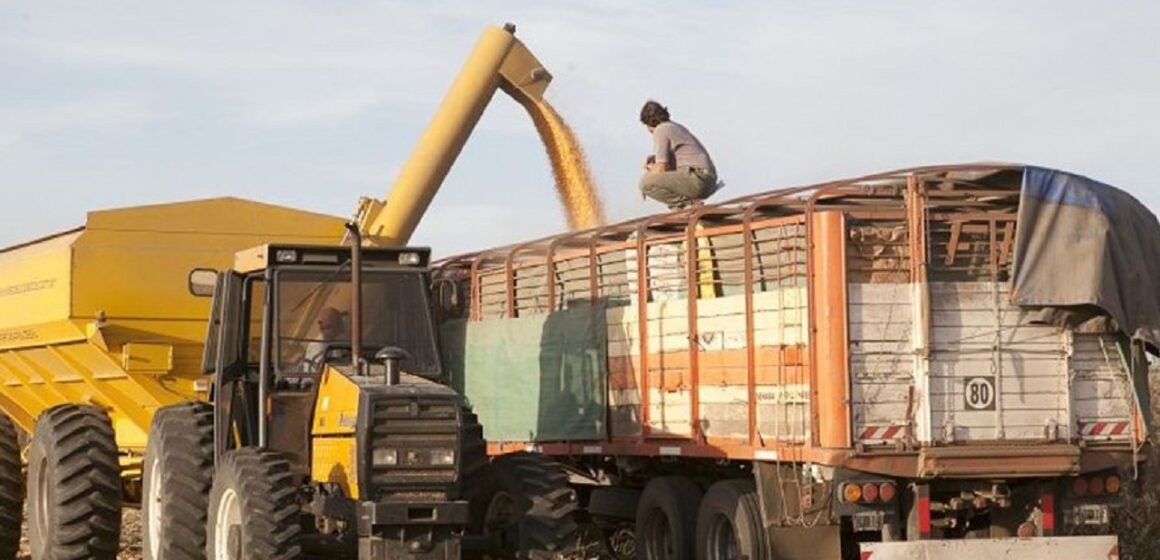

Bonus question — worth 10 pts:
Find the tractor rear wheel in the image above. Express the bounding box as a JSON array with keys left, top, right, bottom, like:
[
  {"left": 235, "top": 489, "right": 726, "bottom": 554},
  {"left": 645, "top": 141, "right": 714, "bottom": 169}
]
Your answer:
[
  {"left": 27, "top": 404, "right": 123, "bottom": 560},
  {"left": 0, "top": 414, "right": 24, "bottom": 560},
  {"left": 207, "top": 448, "right": 303, "bottom": 560},
  {"left": 143, "top": 402, "right": 215, "bottom": 560}
]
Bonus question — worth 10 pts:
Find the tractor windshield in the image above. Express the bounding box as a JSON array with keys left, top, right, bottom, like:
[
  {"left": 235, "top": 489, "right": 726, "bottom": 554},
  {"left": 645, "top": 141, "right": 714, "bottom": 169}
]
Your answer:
[{"left": 272, "top": 268, "right": 441, "bottom": 378}]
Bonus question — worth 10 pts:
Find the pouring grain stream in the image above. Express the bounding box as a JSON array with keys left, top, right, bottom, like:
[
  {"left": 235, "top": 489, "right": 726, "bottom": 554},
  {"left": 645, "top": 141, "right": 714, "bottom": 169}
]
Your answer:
[{"left": 524, "top": 99, "right": 606, "bottom": 230}]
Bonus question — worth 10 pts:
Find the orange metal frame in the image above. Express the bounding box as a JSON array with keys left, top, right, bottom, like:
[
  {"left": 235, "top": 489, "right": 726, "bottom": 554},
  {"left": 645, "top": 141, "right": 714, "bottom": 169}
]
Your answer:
[{"left": 435, "top": 163, "right": 1128, "bottom": 468}]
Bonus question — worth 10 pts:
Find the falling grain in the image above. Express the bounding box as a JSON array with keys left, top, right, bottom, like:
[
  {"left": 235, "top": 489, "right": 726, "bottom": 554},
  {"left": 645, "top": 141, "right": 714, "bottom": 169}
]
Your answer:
[{"left": 524, "top": 99, "right": 606, "bottom": 230}]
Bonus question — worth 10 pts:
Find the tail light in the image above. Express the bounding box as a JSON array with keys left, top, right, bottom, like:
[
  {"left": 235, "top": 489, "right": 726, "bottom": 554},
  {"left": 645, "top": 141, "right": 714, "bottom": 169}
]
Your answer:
[
  {"left": 879, "top": 482, "right": 897, "bottom": 503},
  {"left": 1073, "top": 474, "right": 1122, "bottom": 497},
  {"left": 1105, "top": 475, "right": 1122, "bottom": 494},
  {"left": 1088, "top": 477, "right": 1105, "bottom": 496},
  {"left": 842, "top": 482, "right": 862, "bottom": 503},
  {"left": 1073, "top": 477, "right": 1088, "bottom": 497},
  {"left": 841, "top": 481, "right": 896, "bottom": 504}
]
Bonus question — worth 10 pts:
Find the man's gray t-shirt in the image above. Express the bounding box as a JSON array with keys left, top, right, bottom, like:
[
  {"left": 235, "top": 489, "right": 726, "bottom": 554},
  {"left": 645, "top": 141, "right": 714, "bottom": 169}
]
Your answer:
[{"left": 652, "top": 121, "right": 716, "bottom": 176}]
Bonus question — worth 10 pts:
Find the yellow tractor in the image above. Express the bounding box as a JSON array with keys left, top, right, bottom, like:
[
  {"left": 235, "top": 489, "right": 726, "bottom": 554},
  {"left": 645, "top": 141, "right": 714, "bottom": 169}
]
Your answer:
[
  {"left": 141, "top": 24, "right": 577, "bottom": 560},
  {"left": 182, "top": 235, "right": 486, "bottom": 558}
]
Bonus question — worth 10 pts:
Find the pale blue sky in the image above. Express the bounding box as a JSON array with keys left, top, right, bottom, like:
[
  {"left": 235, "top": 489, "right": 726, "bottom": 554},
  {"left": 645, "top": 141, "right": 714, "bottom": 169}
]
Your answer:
[{"left": 2, "top": 1, "right": 1159, "bottom": 256}]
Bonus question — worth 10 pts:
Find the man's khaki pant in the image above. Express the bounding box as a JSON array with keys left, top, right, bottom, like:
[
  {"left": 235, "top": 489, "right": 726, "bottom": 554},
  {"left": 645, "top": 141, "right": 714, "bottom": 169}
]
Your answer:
[{"left": 639, "top": 169, "right": 720, "bottom": 210}]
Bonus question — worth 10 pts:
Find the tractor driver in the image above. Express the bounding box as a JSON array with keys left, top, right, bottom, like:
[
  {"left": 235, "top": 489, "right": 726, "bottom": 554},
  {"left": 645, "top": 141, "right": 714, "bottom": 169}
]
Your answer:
[{"left": 304, "top": 307, "right": 347, "bottom": 369}]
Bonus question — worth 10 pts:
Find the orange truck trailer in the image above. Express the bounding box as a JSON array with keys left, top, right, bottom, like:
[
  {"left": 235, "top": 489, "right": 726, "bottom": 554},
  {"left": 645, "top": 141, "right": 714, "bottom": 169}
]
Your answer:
[{"left": 433, "top": 164, "right": 1154, "bottom": 559}]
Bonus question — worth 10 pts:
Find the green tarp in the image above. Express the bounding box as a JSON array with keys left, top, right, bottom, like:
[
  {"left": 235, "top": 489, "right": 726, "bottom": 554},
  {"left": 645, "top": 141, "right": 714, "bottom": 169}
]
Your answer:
[{"left": 440, "top": 305, "right": 607, "bottom": 442}]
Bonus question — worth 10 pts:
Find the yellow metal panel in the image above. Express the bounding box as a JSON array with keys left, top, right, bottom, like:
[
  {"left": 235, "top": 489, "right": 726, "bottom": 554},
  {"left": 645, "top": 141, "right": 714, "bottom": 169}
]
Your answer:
[
  {"left": 312, "top": 366, "right": 360, "bottom": 436},
  {"left": 0, "top": 231, "right": 78, "bottom": 336},
  {"left": 312, "top": 437, "right": 359, "bottom": 500},
  {"left": 122, "top": 343, "right": 173, "bottom": 373},
  {"left": 311, "top": 367, "right": 364, "bottom": 500},
  {"left": 72, "top": 198, "right": 345, "bottom": 325},
  {"left": 0, "top": 320, "right": 86, "bottom": 352},
  {"left": 232, "top": 245, "right": 269, "bottom": 274}
]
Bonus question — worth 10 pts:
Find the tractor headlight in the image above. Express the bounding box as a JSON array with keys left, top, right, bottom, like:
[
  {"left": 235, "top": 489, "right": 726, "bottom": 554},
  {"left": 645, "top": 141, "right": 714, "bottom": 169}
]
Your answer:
[
  {"left": 372, "top": 448, "right": 398, "bottom": 466},
  {"left": 430, "top": 449, "right": 456, "bottom": 466}
]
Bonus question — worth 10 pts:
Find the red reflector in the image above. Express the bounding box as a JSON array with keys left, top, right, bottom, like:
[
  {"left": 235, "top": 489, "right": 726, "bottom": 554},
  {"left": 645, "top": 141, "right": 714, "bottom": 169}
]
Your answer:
[
  {"left": 1072, "top": 477, "right": 1088, "bottom": 497},
  {"left": 1089, "top": 477, "right": 1105, "bottom": 496},
  {"left": 918, "top": 496, "right": 931, "bottom": 535},
  {"left": 862, "top": 482, "right": 879, "bottom": 502},
  {"left": 879, "top": 482, "right": 897, "bottom": 503},
  {"left": 1041, "top": 493, "right": 1055, "bottom": 533}
]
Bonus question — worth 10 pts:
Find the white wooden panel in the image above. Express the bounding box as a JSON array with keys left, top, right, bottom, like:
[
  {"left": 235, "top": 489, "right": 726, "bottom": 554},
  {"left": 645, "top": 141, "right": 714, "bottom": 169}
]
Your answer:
[
  {"left": 927, "top": 282, "right": 1069, "bottom": 443},
  {"left": 1069, "top": 333, "right": 1133, "bottom": 439},
  {"left": 605, "top": 288, "right": 809, "bottom": 356},
  {"left": 849, "top": 283, "right": 915, "bottom": 443}
]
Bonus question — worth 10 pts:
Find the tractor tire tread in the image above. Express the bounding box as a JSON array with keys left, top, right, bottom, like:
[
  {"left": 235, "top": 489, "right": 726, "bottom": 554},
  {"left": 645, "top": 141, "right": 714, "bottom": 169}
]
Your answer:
[
  {"left": 209, "top": 448, "right": 303, "bottom": 559},
  {"left": 144, "top": 402, "right": 214, "bottom": 560},
  {"left": 0, "top": 415, "right": 23, "bottom": 559},
  {"left": 31, "top": 404, "right": 123, "bottom": 560}
]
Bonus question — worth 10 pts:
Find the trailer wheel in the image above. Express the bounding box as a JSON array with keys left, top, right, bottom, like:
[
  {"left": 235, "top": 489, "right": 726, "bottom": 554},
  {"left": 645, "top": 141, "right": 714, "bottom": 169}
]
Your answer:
[
  {"left": 143, "top": 402, "right": 214, "bottom": 560},
  {"left": 27, "top": 404, "right": 123, "bottom": 560},
  {"left": 635, "top": 477, "right": 703, "bottom": 560},
  {"left": 470, "top": 452, "right": 579, "bottom": 559},
  {"left": 695, "top": 480, "right": 767, "bottom": 560},
  {"left": 206, "top": 448, "right": 302, "bottom": 560},
  {"left": 0, "top": 414, "right": 24, "bottom": 560}
]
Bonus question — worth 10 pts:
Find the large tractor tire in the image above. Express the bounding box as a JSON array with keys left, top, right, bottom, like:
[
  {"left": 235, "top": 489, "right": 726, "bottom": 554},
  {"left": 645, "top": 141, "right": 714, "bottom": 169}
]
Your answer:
[
  {"left": 635, "top": 477, "right": 703, "bottom": 560},
  {"left": 27, "top": 404, "right": 123, "bottom": 560},
  {"left": 694, "top": 480, "right": 767, "bottom": 560},
  {"left": 470, "top": 452, "right": 580, "bottom": 559},
  {"left": 0, "top": 414, "right": 24, "bottom": 560},
  {"left": 207, "top": 448, "right": 303, "bottom": 560},
  {"left": 143, "top": 402, "right": 215, "bottom": 560}
]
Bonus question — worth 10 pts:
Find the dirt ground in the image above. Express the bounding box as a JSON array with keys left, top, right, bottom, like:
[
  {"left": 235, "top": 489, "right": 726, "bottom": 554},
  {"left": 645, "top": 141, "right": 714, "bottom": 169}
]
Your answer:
[{"left": 17, "top": 509, "right": 142, "bottom": 560}]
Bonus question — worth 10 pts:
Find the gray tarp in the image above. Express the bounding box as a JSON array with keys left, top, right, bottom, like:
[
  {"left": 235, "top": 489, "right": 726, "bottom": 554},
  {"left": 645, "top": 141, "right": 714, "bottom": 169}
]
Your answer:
[
  {"left": 1011, "top": 166, "right": 1160, "bottom": 349},
  {"left": 1011, "top": 166, "right": 1159, "bottom": 424}
]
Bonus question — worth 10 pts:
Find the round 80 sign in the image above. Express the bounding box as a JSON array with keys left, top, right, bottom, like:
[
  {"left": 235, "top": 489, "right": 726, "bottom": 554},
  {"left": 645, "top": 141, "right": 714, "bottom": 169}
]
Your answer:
[{"left": 964, "top": 376, "right": 996, "bottom": 411}]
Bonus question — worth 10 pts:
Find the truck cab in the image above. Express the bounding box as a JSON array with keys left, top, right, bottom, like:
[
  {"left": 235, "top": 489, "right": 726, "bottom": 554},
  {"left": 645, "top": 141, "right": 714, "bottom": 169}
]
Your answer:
[{"left": 201, "top": 242, "right": 484, "bottom": 559}]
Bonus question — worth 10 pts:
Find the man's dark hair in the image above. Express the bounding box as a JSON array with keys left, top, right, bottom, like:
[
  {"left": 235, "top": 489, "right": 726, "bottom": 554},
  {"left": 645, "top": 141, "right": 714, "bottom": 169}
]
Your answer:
[{"left": 640, "top": 100, "right": 670, "bottom": 127}]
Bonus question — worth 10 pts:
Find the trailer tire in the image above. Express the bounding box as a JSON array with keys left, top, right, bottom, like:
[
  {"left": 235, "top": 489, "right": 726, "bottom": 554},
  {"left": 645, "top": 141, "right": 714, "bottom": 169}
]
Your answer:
[
  {"left": 470, "top": 452, "right": 579, "bottom": 559},
  {"left": 143, "top": 402, "right": 215, "bottom": 560},
  {"left": 635, "top": 476, "right": 703, "bottom": 560},
  {"left": 27, "top": 404, "right": 123, "bottom": 560},
  {"left": 207, "top": 448, "right": 302, "bottom": 560},
  {"left": 0, "top": 414, "right": 24, "bottom": 560},
  {"left": 695, "top": 480, "right": 767, "bottom": 560}
]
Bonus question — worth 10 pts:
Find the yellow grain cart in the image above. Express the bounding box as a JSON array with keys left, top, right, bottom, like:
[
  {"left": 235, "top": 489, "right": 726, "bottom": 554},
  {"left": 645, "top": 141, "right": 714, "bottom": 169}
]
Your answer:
[{"left": 0, "top": 197, "right": 343, "bottom": 556}]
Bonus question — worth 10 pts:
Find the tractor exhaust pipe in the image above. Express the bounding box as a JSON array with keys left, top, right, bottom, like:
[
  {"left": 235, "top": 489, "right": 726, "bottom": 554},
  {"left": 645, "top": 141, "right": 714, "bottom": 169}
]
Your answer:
[{"left": 344, "top": 222, "right": 363, "bottom": 369}]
